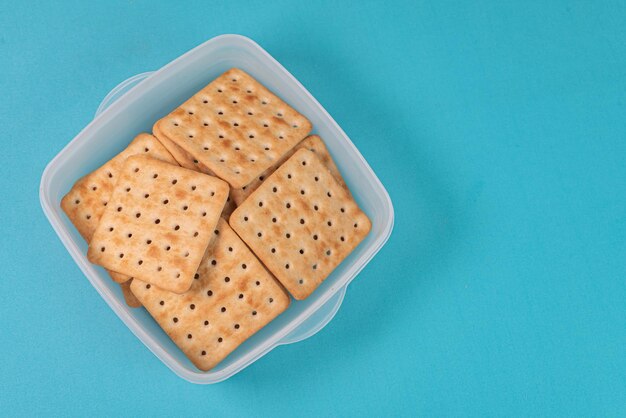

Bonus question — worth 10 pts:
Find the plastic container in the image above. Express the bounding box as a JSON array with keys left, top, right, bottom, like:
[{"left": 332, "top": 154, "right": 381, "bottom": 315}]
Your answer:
[{"left": 39, "top": 34, "right": 394, "bottom": 383}]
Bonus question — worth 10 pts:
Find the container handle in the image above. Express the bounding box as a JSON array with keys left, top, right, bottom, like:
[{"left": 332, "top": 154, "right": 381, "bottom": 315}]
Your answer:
[
  {"left": 95, "top": 71, "right": 154, "bottom": 118},
  {"left": 278, "top": 286, "right": 346, "bottom": 345}
]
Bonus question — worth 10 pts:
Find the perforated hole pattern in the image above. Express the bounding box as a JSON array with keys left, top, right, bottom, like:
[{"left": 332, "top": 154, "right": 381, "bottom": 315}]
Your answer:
[
  {"left": 159, "top": 68, "right": 312, "bottom": 188},
  {"left": 229, "top": 149, "right": 371, "bottom": 300}
]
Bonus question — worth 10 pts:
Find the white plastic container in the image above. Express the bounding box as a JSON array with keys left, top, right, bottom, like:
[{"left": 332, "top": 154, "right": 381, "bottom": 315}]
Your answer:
[{"left": 39, "top": 35, "right": 394, "bottom": 383}]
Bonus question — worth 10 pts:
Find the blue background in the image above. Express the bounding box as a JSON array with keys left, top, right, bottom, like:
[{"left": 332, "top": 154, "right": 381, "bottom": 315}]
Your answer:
[{"left": 1, "top": 1, "right": 625, "bottom": 416}]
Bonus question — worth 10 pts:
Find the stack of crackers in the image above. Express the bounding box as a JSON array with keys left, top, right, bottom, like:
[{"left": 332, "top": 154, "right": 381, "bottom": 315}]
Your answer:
[{"left": 62, "top": 68, "right": 371, "bottom": 371}]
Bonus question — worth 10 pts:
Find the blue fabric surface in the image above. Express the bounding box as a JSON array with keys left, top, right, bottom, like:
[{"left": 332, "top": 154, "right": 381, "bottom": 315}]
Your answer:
[{"left": 1, "top": 1, "right": 625, "bottom": 416}]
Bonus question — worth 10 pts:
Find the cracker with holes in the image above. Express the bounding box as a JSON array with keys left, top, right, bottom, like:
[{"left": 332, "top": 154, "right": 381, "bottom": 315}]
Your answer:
[
  {"left": 61, "top": 133, "right": 177, "bottom": 286},
  {"left": 154, "top": 68, "right": 312, "bottom": 189},
  {"left": 231, "top": 135, "right": 349, "bottom": 205},
  {"left": 230, "top": 149, "right": 371, "bottom": 300},
  {"left": 131, "top": 219, "right": 290, "bottom": 371},
  {"left": 87, "top": 155, "right": 229, "bottom": 293}
]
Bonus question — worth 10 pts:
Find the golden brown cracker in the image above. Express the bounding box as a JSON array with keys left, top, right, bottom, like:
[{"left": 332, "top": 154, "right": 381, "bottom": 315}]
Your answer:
[
  {"left": 88, "top": 155, "right": 229, "bottom": 293},
  {"left": 230, "top": 149, "right": 371, "bottom": 300},
  {"left": 157, "top": 68, "right": 311, "bottom": 189}
]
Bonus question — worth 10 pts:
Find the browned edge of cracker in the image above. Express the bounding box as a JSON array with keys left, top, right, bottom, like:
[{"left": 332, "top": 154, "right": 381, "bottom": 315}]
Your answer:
[
  {"left": 154, "top": 120, "right": 203, "bottom": 171},
  {"left": 120, "top": 279, "right": 142, "bottom": 308},
  {"left": 109, "top": 270, "right": 132, "bottom": 284}
]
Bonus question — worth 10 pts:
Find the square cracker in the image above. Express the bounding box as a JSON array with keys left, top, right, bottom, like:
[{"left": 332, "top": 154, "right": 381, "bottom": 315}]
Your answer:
[
  {"left": 155, "top": 68, "right": 312, "bottom": 189},
  {"left": 87, "top": 155, "right": 229, "bottom": 293},
  {"left": 61, "top": 133, "right": 177, "bottom": 284},
  {"left": 230, "top": 135, "right": 349, "bottom": 206},
  {"left": 131, "top": 218, "right": 290, "bottom": 371},
  {"left": 230, "top": 149, "right": 371, "bottom": 300}
]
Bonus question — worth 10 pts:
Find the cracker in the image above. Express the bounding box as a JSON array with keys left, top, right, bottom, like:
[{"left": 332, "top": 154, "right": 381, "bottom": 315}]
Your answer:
[
  {"left": 87, "top": 155, "right": 229, "bottom": 293},
  {"left": 130, "top": 218, "right": 290, "bottom": 371},
  {"left": 153, "top": 124, "right": 237, "bottom": 219},
  {"left": 61, "top": 133, "right": 177, "bottom": 284},
  {"left": 230, "top": 135, "right": 348, "bottom": 205},
  {"left": 156, "top": 68, "right": 312, "bottom": 189},
  {"left": 120, "top": 279, "right": 142, "bottom": 308},
  {"left": 230, "top": 149, "right": 371, "bottom": 300}
]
